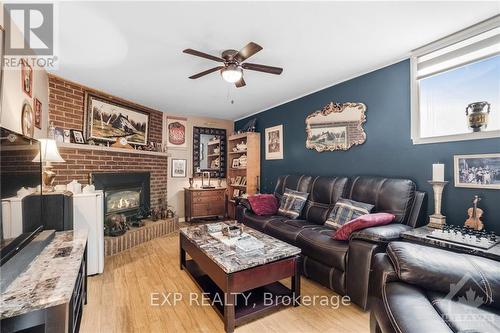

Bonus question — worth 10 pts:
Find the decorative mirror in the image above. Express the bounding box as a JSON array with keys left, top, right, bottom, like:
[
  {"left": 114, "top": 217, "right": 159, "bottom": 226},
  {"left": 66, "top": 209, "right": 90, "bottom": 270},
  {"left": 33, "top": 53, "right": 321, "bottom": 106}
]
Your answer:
[
  {"left": 305, "top": 102, "right": 367, "bottom": 152},
  {"left": 193, "top": 127, "right": 227, "bottom": 178}
]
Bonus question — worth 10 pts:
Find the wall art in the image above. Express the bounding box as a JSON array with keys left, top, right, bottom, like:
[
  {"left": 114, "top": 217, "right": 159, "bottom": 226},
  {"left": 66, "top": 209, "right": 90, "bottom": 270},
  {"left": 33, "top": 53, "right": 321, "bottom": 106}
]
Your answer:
[
  {"left": 166, "top": 117, "right": 187, "bottom": 148},
  {"left": 305, "top": 102, "right": 367, "bottom": 152},
  {"left": 454, "top": 153, "right": 500, "bottom": 189},
  {"left": 265, "top": 124, "right": 283, "bottom": 160}
]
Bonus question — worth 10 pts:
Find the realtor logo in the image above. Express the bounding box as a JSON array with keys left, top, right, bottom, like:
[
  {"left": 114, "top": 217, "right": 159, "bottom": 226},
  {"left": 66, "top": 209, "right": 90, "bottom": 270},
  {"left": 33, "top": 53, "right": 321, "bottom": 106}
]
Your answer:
[{"left": 4, "top": 3, "right": 54, "bottom": 56}]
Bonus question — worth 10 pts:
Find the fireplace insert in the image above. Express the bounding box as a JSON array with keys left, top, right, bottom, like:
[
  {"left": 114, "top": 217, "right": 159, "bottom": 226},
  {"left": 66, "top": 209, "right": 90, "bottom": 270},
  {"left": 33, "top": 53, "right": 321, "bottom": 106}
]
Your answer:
[{"left": 92, "top": 172, "right": 150, "bottom": 221}]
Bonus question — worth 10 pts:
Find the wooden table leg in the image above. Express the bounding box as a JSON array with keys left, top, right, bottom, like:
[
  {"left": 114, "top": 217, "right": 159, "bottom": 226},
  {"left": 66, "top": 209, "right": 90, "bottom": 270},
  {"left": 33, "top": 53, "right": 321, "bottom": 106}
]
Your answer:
[
  {"left": 179, "top": 237, "right": 186, "bottom": 270},
  {"left": 224, "top": 292, "right": 235, "bottom": 333},
  {"left": 291, "top": 256, "right": 301, "bottom": 307}
]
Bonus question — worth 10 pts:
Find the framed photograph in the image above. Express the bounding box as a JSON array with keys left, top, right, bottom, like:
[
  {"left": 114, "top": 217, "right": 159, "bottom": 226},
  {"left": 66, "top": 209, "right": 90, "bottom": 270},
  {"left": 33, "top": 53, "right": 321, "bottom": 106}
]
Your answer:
[
  {"left": 306, "top": 102, "right": 366, "bottom": 152},
  {"left": 171, "top": 158, "right": 187, "bottom": 178},
  {"left": 232, "top": 158, "right": 240, "bottom": 169},
  {"left": 166, "top": 117, "right": 187, "bottom": 148},
  {"left": 241, "top": 176, "right": 247, "bottom": 186},
  {"left": 85, "top": 93, "right": 149, "bottom": 145},
  {"left": 21, "top": 101, "right": 34, "bottom": 138},
  {"left": 454, "top": 153, "right": 500, "bottom": 189},
  {"left": 63, "top": 129, "right": 71, "bottom": 143},
  {"left": 33, "top": 98, "right": 42, "bottom": 129},
  {"left": 21, "top": 59, "right": 33, "bottom": 97},
  {"left": 233, "top": 189, "right": 240, "bottom": 198},
  {"left": 234, "top": 176, "right": 242, "bottom": 185},
  {"left": 71, "top": 129, "right": 85, "bottom": 144},
  {"left": 53, "top": 127, "right": 64, "bottom": 142},
  {"left": 265, "top": 125, "right": 284, "bottom": 160}
]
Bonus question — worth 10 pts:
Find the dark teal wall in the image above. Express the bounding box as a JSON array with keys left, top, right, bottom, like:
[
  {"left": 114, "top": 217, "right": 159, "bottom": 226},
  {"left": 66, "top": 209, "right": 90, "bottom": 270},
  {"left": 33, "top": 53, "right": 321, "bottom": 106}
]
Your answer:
[{"left": 236, "top": 59, "right": 500, "bottom": 233}]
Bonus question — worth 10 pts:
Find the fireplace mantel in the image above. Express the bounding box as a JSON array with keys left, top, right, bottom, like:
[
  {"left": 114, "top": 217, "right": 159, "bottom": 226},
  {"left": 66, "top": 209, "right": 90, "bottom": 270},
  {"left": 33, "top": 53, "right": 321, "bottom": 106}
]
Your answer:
[{"left": 57, "top": 142, "right": 170, "bottom": 157}]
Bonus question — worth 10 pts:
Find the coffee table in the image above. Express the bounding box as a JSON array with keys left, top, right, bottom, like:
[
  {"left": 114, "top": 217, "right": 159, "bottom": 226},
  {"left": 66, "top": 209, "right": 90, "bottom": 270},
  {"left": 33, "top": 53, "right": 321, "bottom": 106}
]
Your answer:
[{"left": 179, "top": 222, "right": 301, "bottom": 333}]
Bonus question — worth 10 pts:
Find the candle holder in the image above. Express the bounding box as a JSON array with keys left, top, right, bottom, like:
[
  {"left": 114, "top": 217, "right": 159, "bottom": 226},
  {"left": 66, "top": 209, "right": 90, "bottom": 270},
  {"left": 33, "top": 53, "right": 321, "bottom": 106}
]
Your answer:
[{"left": 428, "top": 180, "right": 449, "bottom": 229}]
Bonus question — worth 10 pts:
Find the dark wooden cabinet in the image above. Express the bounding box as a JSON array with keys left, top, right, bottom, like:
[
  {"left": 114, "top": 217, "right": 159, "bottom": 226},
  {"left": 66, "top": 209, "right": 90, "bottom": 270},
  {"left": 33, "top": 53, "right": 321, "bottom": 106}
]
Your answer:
[{"left": 184, "top": 188, "right": 226, "bottom": 222}]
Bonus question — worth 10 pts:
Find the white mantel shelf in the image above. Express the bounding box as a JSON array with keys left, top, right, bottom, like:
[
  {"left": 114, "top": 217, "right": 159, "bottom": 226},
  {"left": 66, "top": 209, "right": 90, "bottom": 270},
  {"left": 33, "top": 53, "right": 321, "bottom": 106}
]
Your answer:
[{"left": 56, "top": 142, "right": 170, "bottom": 157}]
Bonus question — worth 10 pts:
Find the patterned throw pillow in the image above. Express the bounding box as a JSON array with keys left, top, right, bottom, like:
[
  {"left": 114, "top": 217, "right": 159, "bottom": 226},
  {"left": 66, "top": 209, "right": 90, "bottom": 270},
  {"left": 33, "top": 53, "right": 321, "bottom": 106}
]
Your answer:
[
  {"left": 277, "top": 188, "right": 309, "bottom": 219},
  {"left": 325, "top": 198, "right": 374, "bottom": 229}
]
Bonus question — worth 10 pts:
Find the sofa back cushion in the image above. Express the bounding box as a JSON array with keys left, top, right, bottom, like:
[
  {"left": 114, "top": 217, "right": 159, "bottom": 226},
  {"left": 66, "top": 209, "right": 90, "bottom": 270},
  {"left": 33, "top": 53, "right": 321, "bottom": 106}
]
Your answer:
[
  {"left": 346, "top": 176, "right": 416, "bottom": 224},
  {"left": 388, "top": 242, "right": 500, "bottom": 310},
  {"left": 274, "top": 175, "right": 312, "bottom": 200},
  {"left": 302, "top": 176, "right": 349, "bottom": 225}
]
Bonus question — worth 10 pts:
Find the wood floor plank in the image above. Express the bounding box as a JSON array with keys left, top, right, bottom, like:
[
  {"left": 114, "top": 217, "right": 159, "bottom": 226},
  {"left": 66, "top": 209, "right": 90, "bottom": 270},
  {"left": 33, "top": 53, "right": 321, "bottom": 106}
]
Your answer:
[{"left": 81, "top": 232, "right": 369, "bottom": 333}]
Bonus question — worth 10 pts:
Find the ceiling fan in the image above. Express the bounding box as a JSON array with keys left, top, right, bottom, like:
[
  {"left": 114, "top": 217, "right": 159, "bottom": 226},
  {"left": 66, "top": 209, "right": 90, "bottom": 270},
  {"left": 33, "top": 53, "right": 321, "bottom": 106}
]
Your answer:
[{"left": 183, "top": 42, "right": 283, "bottom": 88}]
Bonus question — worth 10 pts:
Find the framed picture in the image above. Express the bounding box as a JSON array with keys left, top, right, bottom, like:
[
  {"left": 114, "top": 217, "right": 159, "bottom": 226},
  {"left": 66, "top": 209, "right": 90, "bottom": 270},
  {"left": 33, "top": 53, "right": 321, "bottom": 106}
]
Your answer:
[
  {"left": 233, "top": 189, "right": 240, "bottom": 198},
  {"left": 53, "top": 127, "right": 64, "bottom": 142},
  {"left": 21, "top": 101, "right": 34, "bottom": 138},
  {"left": 306, "top": 102, "right": 366, "bottom": 152},
  {"left": 85, "top": 93, "right": 149, "bottom": 145},
  {"left": 265, "top": 125, "right": 284, "bottom": 160},
  {"left": 234, "top": 176, "right": 242, "bottom": 185},
  {"left": 232, "top": 158, "right": 240, "bottom": 169},
  {"left": 71, "top": 129, "right": 85, "bottom": 144},
  {"left": 166, "top": 117, "right": 187, "bottom": 148},
  {"left": 454, "top": 153, "right": 500, "bottom": 189},
  {"left": 171, "top": 158, "right": 187, "bottom": 178},
  {"left": 33, "top": 98, "right": 42, "bottom": 129},
  {"left": 21, "top": 59, "right": 33, "bottom": 97},
  {"left": 63, "top": 129, "right": 71, "bottom": 143},
  {"left": 241, "top": 176, "right": 247, "bottom": 186}
]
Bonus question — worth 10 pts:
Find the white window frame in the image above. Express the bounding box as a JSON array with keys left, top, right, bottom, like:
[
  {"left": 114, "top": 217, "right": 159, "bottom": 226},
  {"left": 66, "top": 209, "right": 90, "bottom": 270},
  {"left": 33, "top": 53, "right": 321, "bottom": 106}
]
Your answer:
[{"left": 411, "top": 16, "right": 500, "bottom": 145}]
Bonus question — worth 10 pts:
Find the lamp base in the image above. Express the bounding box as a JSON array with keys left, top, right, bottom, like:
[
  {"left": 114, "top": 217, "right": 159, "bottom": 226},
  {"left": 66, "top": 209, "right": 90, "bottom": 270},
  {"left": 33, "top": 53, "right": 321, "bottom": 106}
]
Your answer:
[{"left": 42, "top": 165, "right": 56, "bottom": 192}]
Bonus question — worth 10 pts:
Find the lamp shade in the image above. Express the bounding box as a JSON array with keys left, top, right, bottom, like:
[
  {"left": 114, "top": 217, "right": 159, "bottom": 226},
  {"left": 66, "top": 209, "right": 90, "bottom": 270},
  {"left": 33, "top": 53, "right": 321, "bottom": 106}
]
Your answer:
[{"left": 32, "top": 139, "right": 65, "bottom": 163}]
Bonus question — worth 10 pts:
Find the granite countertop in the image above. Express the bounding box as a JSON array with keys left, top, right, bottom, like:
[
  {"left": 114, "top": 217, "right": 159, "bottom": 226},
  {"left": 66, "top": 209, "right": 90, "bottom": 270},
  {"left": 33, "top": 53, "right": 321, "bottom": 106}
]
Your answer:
[
  {"left": 180, "top": 222, "right": 301, "bottom": 273},
  {"left": 0, "top": 230, "right": 88, "bottom": 319}
]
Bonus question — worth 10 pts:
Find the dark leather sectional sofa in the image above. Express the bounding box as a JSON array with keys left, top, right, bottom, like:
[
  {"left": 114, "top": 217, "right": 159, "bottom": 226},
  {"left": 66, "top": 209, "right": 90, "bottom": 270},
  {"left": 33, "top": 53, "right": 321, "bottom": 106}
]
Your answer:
[
  {"left": 370, "top": 242, "right": 500, "bottom": 332},
  {"left": 237, "top": 175, "right": 427, "bottom": 310}
]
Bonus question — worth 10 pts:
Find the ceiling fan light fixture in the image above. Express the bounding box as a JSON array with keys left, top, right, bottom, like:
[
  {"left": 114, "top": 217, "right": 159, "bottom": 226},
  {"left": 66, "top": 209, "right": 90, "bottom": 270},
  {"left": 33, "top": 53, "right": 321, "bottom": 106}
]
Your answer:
[{"left": 221, "top": 65, "right": 243, "bottom": 83}]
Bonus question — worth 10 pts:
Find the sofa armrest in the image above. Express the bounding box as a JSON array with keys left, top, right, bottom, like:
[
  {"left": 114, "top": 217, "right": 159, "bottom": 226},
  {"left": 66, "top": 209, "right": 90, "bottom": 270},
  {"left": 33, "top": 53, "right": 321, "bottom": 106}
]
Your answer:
[
  {"left": 349, "top": 224, "right": 412, "bottom": 243},
  {"left": 235, "top": 198, "right": 252, "bottom": 223}
]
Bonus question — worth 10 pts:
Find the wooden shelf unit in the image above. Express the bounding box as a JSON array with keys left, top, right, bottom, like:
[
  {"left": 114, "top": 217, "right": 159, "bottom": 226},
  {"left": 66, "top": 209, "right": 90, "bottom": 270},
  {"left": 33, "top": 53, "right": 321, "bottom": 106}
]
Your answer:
[{"left": 227, "top": 132, "right": 260, "bottom": 219}]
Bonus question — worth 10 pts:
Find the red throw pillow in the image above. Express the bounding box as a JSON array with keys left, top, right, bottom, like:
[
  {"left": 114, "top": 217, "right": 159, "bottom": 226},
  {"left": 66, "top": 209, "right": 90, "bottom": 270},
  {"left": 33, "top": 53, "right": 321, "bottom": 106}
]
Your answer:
[
  {"left": 333, "top": 213, "right": 395, "bottom": 241},
  {"left": 247, "top": 194, "right": 279, "bottom": 216}
]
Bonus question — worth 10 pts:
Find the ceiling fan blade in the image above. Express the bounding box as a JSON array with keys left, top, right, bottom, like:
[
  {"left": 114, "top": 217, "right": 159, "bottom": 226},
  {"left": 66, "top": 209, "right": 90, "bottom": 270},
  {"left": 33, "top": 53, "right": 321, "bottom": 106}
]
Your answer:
[
  {"left": 235, "top": 77, "right": 246, "bottom": 88},
  {"left": 234, "top": 42, "right": 263, "bottom": 63},
  {"left": 189, "top": 66, "right": 224, "bottom": 79},
  {"left": 242, "top": 63, "right": 283, "bottom": 75},
  {"left": 183, "top": 49, "right": 224, "bottom": 62}
]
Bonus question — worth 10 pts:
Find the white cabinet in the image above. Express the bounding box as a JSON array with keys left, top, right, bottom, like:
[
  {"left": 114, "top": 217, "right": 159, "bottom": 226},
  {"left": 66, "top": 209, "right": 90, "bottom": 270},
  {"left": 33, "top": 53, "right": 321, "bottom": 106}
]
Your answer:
[
  {"left": 73, "top": 191, "right": 104, "bottom": 275},
  {"left": 1, "top": 197, "right": 24, "bottom": 239}
]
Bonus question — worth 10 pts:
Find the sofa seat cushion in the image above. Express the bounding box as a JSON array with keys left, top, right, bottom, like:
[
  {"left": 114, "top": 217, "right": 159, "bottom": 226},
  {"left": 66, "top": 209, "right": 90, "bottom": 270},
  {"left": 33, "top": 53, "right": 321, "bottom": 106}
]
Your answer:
[
  {"left": 264, "top": 219, "right": 317, "bottom": 245},
  {"left": 242, "top": 213, "right": 286, "bottom": 232},
  {"left": 296, "top": 227, "right": 349, "bottom": 271}
]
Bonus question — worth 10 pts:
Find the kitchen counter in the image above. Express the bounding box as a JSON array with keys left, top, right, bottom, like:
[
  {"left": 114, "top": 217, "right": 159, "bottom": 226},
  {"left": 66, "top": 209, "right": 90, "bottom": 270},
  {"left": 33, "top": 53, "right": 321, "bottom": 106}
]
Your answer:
[{"left": 1, "top": 230, "right": 88, "bottom": 320}]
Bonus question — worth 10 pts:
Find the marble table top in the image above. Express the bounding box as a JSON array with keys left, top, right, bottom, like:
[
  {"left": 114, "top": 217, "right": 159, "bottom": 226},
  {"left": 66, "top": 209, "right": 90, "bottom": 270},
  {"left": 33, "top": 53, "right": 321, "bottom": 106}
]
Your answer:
[
  {"left": 402, "top": 226, "right": 500, "bottom": 261},
  {"left": 180, "top": 222, "right": 301, "bottom": 274},
  {"left": 1, "top": 230, "right": 88, "bottom": 319}
]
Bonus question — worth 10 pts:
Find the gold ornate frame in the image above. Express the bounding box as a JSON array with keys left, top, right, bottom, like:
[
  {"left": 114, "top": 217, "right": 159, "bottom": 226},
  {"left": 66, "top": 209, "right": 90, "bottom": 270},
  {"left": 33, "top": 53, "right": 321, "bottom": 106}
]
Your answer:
[{"left": 305, "top": 102, "right": 367, "bottom": 152}]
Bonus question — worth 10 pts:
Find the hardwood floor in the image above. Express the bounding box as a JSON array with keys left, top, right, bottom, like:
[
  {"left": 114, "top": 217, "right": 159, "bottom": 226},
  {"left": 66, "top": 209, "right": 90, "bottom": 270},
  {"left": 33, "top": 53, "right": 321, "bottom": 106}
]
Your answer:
[{"left": 80, "top": 232, "right": 369, "bottom": 333}]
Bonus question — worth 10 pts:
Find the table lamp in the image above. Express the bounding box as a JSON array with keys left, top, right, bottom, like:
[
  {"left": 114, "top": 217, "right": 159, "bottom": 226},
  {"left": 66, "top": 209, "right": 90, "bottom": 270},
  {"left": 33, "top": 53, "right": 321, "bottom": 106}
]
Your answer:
[{"left": 32, "top": 139, "right": 65, "bottom": 192}]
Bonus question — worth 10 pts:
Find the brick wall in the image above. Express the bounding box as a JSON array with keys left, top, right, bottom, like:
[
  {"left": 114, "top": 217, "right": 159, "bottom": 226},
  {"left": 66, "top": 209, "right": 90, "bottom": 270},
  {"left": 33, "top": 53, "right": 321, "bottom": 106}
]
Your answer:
[
  {"left": 48, "top": 75, "right": 163, "bottom": 142},
  {"left": 47, "top": 75, "right": 168, "bottom": 209},
  {"left": 52, "top": 148, "right": 168, "bottom": 208}
]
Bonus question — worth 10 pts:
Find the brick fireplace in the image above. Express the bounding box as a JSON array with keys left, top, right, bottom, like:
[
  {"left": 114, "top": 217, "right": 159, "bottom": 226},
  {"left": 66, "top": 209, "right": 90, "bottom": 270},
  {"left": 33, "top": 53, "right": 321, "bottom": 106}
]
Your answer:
[{"left": 48, "top": 75, "right": 169, "bottom": 210}]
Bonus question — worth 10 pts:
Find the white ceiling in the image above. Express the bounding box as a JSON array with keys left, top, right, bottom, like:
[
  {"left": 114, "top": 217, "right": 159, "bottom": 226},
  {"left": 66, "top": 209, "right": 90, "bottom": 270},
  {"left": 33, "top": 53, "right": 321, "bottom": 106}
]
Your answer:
[{"left": 50, "top": 1, "right": 499, "bottom": 120}]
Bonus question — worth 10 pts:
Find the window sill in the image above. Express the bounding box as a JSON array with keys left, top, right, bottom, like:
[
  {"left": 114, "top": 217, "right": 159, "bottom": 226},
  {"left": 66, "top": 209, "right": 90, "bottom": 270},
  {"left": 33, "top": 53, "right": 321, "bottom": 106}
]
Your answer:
[{"left": 412, "top": 130, "right": 500, "bottom": 145}]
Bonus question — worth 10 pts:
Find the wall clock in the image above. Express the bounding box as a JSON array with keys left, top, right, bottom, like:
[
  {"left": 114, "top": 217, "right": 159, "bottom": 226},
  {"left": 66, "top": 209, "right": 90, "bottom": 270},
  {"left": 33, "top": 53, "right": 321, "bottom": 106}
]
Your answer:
[{"left": 21, "top": 101, "right": 34, "bottom": 138}]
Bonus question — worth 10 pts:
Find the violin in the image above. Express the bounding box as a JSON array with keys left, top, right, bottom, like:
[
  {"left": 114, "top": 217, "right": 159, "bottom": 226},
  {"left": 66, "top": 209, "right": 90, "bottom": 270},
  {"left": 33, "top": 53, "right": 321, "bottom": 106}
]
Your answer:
[{"left": 464, "top": 195, "right": 484, "bottom": 230}]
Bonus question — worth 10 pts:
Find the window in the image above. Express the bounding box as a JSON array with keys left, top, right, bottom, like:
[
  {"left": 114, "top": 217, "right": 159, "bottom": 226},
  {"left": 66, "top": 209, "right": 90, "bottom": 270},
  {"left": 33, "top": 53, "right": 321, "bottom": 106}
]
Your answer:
[{"left": 411, "top": 17, "right": 500, "bottom": 144}]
